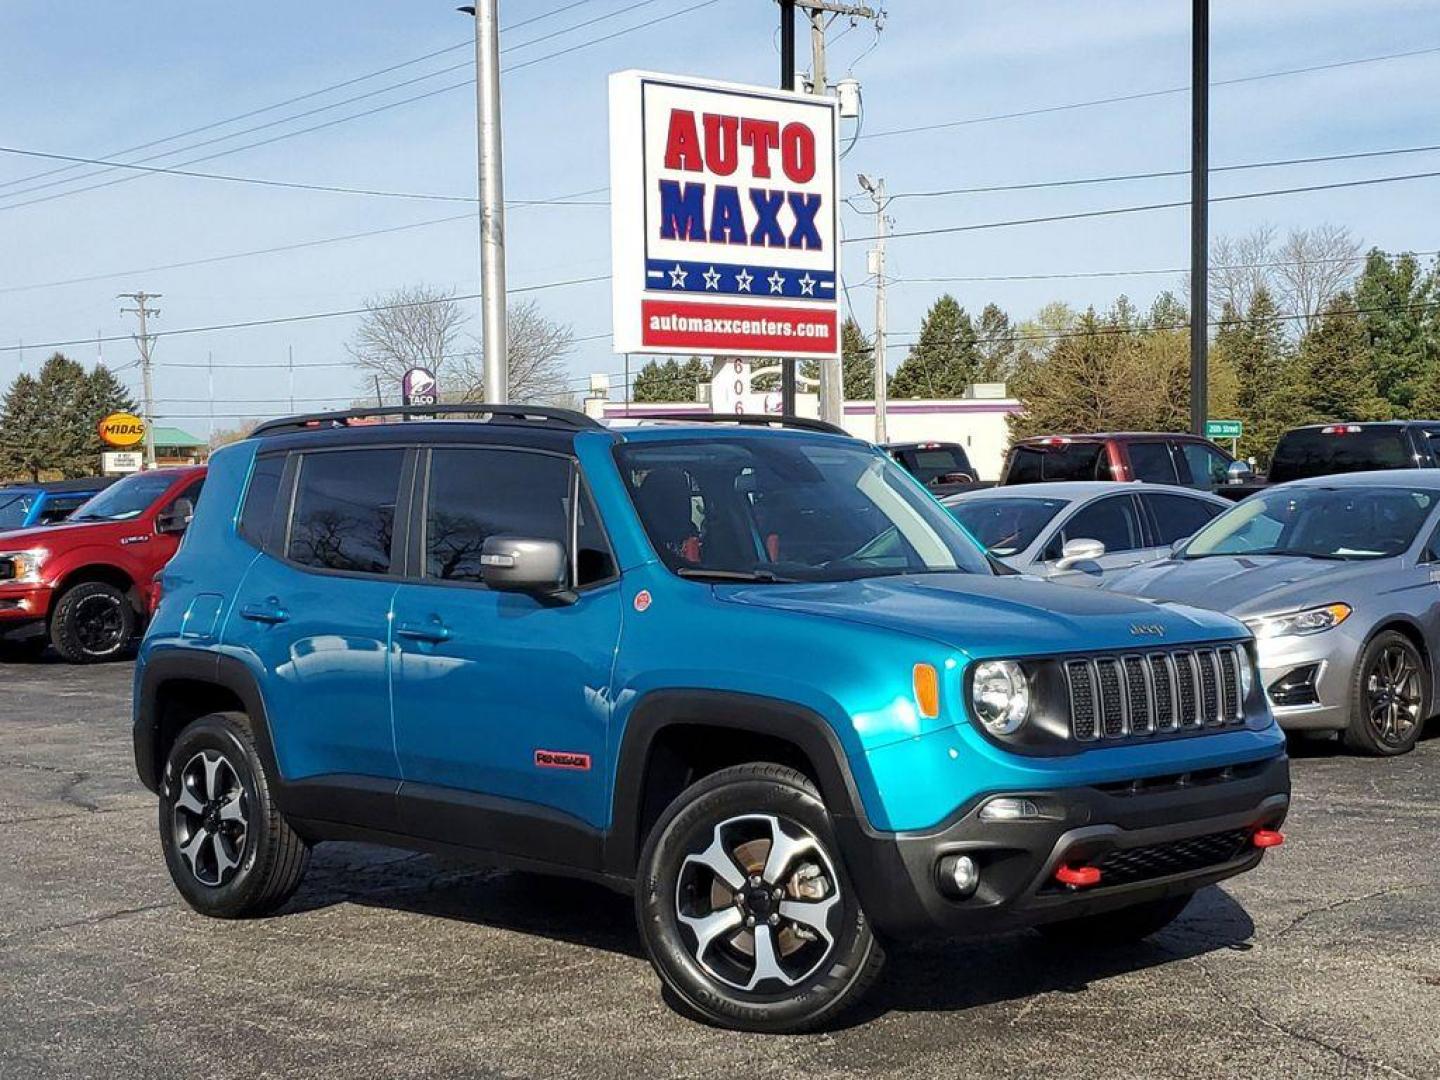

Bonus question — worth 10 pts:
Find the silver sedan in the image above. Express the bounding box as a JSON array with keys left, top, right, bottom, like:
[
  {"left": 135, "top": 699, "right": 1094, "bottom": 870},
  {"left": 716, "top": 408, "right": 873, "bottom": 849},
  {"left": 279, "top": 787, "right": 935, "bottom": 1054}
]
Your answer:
[
  {"left": 1102, "top": 471, "right": 1440, "bottom": 755},
  {"left": 943, "top": 482, "right": 1230, "bottom": 584}
]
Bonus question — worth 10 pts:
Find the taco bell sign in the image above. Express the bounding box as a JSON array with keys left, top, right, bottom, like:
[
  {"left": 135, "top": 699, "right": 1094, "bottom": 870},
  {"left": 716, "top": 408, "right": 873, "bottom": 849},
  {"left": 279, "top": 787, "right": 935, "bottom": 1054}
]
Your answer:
[{"left": 609, "top": 71, "right": 840, "bottom": 360}]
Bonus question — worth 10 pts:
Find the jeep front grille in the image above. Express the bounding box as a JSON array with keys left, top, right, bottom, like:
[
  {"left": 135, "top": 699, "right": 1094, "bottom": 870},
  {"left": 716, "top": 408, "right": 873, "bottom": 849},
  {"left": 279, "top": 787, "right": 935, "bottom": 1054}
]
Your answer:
[{"left": 1064, "top": 645, "right": 1246, "bottom": 743}]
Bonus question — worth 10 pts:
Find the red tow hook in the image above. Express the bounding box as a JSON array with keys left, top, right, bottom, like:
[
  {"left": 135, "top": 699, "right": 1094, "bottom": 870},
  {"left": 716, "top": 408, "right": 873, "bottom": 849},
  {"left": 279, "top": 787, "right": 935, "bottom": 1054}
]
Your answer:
[
  {"left": 1252, "top": 829, "right": 1285, "bottom": 849},
  {"left": 1054, "top": 864, "right": 1102, "bottom": 888}
]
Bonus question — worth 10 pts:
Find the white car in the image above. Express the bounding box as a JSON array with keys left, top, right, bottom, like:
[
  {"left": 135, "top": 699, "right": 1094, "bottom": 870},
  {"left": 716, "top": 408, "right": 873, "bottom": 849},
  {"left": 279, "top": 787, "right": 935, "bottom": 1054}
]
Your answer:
[{"left": 943, "top": 482, "right": 1230, "bottom": 584}]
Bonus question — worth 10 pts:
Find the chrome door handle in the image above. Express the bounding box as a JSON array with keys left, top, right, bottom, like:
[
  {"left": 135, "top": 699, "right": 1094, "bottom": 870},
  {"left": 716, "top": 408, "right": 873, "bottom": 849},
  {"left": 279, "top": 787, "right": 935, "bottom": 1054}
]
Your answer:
[
  {"left": 396, "top": 619, "right": 451, "bottom": 644},
  {"left": 239, "top": 599, "right": 289, "bottom": 624}
]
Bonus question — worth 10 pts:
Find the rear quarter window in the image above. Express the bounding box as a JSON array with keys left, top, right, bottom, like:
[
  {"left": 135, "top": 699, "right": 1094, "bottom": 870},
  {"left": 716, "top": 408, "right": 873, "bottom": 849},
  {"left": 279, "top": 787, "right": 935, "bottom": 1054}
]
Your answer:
[{"left": 237, "top": 454, "right": 287, "bottom": 549}]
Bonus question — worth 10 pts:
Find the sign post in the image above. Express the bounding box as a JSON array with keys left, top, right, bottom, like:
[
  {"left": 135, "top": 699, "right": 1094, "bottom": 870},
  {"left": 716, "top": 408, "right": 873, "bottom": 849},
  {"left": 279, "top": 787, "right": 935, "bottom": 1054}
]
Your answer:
[
  {"left": 609, "top": 71, "right": 840, "bottom": 393},
  {"left": 1205, "top": 418, "right": 1242, "bottom": 455}
]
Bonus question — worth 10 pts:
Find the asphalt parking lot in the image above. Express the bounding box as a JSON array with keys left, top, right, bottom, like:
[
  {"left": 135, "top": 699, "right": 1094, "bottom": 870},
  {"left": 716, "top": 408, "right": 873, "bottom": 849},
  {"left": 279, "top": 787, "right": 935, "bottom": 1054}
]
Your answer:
[{"left": 1, "top": 658, "right": 1436, "bottom": 1080}]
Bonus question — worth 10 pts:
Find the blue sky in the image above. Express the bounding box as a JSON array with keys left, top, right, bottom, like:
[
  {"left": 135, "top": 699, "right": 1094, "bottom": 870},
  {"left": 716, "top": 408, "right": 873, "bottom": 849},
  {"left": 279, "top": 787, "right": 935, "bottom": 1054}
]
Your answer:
[{"left": 1, "top": 0, "right": 1437, "bottom": 432}]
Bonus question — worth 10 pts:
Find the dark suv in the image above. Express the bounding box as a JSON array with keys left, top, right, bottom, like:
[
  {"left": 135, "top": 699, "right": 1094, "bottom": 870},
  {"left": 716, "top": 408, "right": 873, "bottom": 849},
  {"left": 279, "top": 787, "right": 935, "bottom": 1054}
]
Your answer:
[
  {"left": 1002, "top": 433, "right": 1236, "bottom": 490},
  {"left": 133, "top": 406, "right": 1288, "bottom": 1032}
]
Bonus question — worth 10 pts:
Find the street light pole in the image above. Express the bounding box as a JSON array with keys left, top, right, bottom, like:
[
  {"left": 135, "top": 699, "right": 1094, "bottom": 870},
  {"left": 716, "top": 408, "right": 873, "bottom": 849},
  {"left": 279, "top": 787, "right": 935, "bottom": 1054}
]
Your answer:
[
  {"left": 778, "top": 0, "right": 797, "bottom": 416},
  {"left": 1189, "top": 0, "right": 1209, "bottom": 435},
  {"left": 463, "top": 1, "right": 509, "bottom": 403}
]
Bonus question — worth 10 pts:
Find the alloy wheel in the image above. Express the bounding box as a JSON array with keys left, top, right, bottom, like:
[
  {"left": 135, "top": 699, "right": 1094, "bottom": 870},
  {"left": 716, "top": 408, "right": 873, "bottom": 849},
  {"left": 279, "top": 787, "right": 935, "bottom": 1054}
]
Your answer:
[
  {"left": 674, "top": 813, "right": 841, "bottom": 993},
  {"left": 72, "top": 593, "right": 126, "bottom": 656},
  {"left": 171, "top": 751, "right": 249, "bottom": 887},
  {"left": 1365, "top": 644, "right": 1422, "bottom": 748}
]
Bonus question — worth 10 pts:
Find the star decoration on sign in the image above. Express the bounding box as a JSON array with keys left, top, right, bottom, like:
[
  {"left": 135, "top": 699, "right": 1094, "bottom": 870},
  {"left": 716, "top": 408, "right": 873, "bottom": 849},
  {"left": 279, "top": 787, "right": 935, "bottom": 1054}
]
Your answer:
[
  {"left": 798, "top": 273, "right": 817, "bottom": 296},
  {"left": 767, "top": 271, "right": 787, "bottom": 294},
  {"left": 702, "top": 266, "right": 722, "bottom": 290},
  {"left": 668, "top": 263, "right": 688, "bottom": 288},
  {"left": 735, "top": 268, "right": 754, "bottom": 292}
]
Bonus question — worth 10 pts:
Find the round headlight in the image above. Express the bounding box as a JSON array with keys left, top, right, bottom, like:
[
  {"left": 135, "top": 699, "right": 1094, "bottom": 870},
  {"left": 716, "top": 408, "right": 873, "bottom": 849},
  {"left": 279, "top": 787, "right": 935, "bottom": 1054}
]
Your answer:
[{"left": 971, "top": 660, "right": 1031, "bottom": 735}]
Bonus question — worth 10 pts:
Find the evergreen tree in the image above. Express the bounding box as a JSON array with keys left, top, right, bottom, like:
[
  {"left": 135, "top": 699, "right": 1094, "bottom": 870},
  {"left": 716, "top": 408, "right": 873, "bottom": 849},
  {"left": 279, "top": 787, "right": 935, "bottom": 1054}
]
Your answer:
[
  {"left": 888, "top": 294, "right": 979, "bottom": 398},
  {"left": 839, "top": 317, "right": 877, "bottom": 400},
  {"left": 1294, "top": 295, "right": 1391, "bottom": 422},
  {"left": 1212, "top": 288, "right": 1302, "bottom": 464},
  {"left": 974, "top": 303, "right": 1017, "bottom": 384},
  {"left": 631, "top": 356, "right": 708, "bottom": 402},
  {"left": 0, "top": 354, "right": 141, "bottom": 480},
  {"left": 1008, "top": 307, "right": 1122, "bottom": 440},
  {"left": 0, "top": 374, "right": 46, "bottom": 481},
  {"left": 1354, "top": 250, "right": 1438, "bottom": 412}
]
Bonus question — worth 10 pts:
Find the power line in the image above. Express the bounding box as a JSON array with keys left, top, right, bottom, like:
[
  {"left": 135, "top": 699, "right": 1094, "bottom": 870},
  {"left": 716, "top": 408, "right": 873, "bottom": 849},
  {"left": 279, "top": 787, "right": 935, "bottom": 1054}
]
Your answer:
[
  {"left": 861, "top": 44, "right": 1440, "bottom": 141},
  {"left": 867, "top": 143, "right": 1440, "bottom": 203},
  {"left": 0, "top": 0, "right": 720, "bottom": 214},
  {"left": 0, "top": 0, "right": 601, "bottom": 194},
  {"left": 844, "top": 168, "right": 1440, "bottom": 244}
]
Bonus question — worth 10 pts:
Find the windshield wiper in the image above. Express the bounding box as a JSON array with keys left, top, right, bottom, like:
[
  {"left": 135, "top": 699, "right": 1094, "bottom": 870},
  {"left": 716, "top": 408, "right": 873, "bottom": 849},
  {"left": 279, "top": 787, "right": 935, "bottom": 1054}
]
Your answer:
[
  {"left": 1258, "top": 549, "right": 1356, "bottom": 561},
  {"left": 675, "top": 567, "right": 796, "bottom": 583}
]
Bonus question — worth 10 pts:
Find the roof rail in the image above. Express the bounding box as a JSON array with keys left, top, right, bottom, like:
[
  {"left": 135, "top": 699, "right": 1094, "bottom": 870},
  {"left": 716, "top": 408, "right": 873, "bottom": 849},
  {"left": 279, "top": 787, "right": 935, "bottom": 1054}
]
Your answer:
[
  {"left": 250, "top": 403, "right": 605, "bottom": 438},
  {"left": 620, "top": 412, "right": 849, "bottom": 436}
]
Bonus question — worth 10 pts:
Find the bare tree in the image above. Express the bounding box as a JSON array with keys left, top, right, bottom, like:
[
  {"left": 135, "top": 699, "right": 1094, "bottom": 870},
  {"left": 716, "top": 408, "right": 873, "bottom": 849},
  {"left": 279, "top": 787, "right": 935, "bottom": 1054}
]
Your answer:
[
  {"left": 1273, "top": 224, "right": 1364, "bottom": 332},
  {"left": 1208, "top": 224, "right": 1276, "bottom": 320},
  {"left": 451, "top": 299, "right": 575, "bottom": 404},
  {"left": 347, "top": 285, "right": 472, "bottom": 400}
]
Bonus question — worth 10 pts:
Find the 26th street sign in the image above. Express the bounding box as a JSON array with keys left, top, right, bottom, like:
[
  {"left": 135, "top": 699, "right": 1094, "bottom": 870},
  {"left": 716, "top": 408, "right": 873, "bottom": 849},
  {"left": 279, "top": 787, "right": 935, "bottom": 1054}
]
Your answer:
[{"left": 609, "top": 71, "right": 840, "bottom": 359}]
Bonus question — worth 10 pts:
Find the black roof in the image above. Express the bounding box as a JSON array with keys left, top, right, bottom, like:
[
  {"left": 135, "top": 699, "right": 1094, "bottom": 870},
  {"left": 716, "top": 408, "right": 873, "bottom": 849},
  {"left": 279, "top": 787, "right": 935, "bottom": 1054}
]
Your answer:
[
  {"left": 1, "top": 477, "right": 117, "bottom": 494},
  {"left": 1285, "top": 420, "right": 1440, "bottom": 431}
]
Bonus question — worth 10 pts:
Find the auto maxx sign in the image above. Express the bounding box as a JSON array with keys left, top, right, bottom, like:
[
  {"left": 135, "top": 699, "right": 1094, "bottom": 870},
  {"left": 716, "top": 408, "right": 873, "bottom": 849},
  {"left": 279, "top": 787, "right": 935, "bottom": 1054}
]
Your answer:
[{"left": 609, "top": 71, "right": 840, "bottom": 359}]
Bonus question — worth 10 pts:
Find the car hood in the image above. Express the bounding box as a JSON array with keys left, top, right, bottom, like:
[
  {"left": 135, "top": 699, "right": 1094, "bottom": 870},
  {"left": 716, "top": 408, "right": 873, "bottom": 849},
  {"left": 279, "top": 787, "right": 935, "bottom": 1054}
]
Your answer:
[
  {"left": 716, "top": 573, "right": 1244, "bottom": 658},
  {"left": 1101, "top": 555, "right": 1387, "bottom": 617},
  {"left": 0, "top": 520, "right": 129, "bottom": 549}
]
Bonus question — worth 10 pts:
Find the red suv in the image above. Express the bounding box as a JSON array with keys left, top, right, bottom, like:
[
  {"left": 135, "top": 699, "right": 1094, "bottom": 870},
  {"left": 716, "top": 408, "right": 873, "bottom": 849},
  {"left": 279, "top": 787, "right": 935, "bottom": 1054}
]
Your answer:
[
  {"left": 0, "top": 466, "right": 205, "bottom": 662},
  {"left": 1000, "top": 433, "right": 1235, "bottom": 490}
]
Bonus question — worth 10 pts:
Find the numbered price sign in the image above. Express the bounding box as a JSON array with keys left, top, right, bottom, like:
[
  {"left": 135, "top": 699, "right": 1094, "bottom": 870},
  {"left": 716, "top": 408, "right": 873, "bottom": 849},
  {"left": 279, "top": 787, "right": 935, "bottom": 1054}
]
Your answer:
[{"left": 609, "top": 70, "right": 840, "bottom": 360}]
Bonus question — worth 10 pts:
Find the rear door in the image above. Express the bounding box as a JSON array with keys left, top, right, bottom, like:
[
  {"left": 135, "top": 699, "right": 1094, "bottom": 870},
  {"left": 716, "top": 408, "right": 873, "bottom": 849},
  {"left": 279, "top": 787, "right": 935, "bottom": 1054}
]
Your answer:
[
  {"left": 389, "top": 445, "right": 622, "bottom": 842},
  {"left": 224, "top": 446, "right": 408, "bottom": 794},
  {"left": 1126, "top": 440, "right": 1181, "bottom": 485},
  {"left": 1138, "top": 491, "right": 1226, "bottom": 557}
]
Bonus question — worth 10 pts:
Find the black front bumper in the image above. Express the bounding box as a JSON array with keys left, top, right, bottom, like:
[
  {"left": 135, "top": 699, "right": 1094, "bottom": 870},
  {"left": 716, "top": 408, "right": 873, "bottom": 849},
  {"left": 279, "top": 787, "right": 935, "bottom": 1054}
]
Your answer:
[{"left": 833, "top": 753, "right": 1290, "bottom": 939}]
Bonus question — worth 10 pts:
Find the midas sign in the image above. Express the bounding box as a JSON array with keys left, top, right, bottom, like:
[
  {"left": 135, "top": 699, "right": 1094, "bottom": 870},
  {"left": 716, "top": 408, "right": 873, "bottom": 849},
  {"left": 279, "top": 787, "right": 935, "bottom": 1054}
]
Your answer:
[
  {"left": 609, "top": 71, "right": 840, "bottom": 359},
  {"left": 97, "top": 412, "right": 146, "bottom": 448}
]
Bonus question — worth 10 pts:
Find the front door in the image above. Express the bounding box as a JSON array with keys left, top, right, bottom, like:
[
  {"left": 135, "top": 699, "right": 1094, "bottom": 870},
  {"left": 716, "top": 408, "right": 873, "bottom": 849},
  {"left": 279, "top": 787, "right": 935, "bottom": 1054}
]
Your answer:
[
  {"left": 390, "top": 446, "right": 622, "bottom": 842},
  {"left": 1039, "top": 493, "right": 1152, "bottom": 582}
]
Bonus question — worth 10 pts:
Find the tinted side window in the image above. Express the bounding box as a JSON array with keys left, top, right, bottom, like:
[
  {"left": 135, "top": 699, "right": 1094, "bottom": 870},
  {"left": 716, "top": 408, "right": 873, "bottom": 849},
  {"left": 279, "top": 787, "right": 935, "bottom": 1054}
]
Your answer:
[
  {"left": 1144, "top": 493, "right": 1223, "bottom": 545},
  {"left": 424, "top": 448, "right": 570, "bottom": 583},
  {"left": 288, "top": 449, "right": 405, "bottom": 574},
  {"left": 1006, "top": 448, "right": 1043, "bottom": 484},
  {"left": 1052, "top": 496, "right": 1144, "bottom": 556},
  {"left": 1128, "top": 442, "right": 1179, "bottom": 484},
  {"left": 238, "top": 455, "right": 286, "bottom": 549},
  {"left": 1181, "top": 442, "right": 1231, "bottom": 488},
  {"left": 575, "top": 481, "right": 617, "bottom": 586},
  {"left": 36, "top": 496, "right": 87, "bottom": 524}
]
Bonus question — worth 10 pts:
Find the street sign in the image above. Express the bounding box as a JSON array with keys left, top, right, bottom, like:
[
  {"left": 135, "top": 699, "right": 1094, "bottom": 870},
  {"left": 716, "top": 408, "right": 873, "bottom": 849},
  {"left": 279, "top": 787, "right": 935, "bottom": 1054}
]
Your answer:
[
  {"left": 101, "top": 451, "right": 143, "bottom": 474},
  {"left": 98, "top": 411, "right": 146, "bottom": 448},
  {"left": 402, "top": 367, "right": 438, "bottom": 407},
  {"left": 1205, "top": 420, "right": 1243, "bottom": 439},
  {"left": 609, "top": 70, "right": 840, "bottom": 360}
]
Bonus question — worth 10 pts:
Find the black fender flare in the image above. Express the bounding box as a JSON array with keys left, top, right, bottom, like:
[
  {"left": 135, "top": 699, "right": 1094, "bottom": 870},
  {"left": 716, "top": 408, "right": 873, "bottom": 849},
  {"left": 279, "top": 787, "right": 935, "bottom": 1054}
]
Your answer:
[
  {"left": 134, "top": 650, "right": 282, "bottom": 795},
  {"left": 602, "top": 688, "right": 873, "bottom": 878}
]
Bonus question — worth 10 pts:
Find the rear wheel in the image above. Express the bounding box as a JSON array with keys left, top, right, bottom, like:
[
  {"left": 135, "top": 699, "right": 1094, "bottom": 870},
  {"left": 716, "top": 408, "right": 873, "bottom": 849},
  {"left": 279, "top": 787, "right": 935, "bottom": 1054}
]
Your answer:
[
  {"left": 159, "top": 712, "right": 309, "bottom": 918},
  {"left": 49, "top": 580, "right": 136, "bottom": 663},
  {"left": 1037, "top": 892, "right": 1194, "bottom": 946},
  {"left": 1343, "top": 631, "right": 1426, "bottom": 756},
  {"left": 635, "top": 763, "right": 884, "bottom": 1033}
]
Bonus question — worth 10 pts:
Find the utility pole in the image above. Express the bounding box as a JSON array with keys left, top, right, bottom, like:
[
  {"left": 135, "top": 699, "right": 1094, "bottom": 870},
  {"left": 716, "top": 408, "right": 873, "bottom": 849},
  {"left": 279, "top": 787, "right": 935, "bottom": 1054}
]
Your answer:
[
  {"left": 859, "top": 176, "right": 888, "bottom": 443},
  {"left": 1189, "top": 0, "right": 1209, "bottom": 435},
  {"left": 808, "top": 6, "right": 844, "bottom": 425},
  {"left": 118, "top": 291, "right": 160, "bottom": 468},
  {"left": 287, "top": 345, "right": 295, "bottom": 413},
  {"left": 778, "top": 0, "right": 798, "bottom": 415},
  {"left": 462, "top": 2, "right": 509, "bottom": 403}
]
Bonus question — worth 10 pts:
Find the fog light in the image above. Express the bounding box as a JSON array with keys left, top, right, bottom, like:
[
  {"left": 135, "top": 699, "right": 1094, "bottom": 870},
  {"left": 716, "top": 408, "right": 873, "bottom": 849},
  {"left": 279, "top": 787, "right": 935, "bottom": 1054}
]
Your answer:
[
  {"left": 938, "top": 854, "right": 980, "bottom": 898},
  {"left": 978, "top": 796, "right": 1043, "bottom": 822}
]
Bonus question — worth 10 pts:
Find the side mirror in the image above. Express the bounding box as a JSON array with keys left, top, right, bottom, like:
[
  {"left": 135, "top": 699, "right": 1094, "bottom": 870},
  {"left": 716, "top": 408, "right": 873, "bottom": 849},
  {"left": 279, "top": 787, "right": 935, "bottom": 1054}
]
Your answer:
[
  {"left": 1169, "top": 539, "right": 1187, "bottom": 559},
  {"left": 480, "top": 536, "right": 573, "bottom": 602},
  {"left": 1226, "top": 460, "right": 1254, "bottom": 485},
  {"left": 1055, "top": 537, "right": 1105, "bottom": 570},
  {"left": 156, "top": 497, "right": 194, "bottom": 535}
]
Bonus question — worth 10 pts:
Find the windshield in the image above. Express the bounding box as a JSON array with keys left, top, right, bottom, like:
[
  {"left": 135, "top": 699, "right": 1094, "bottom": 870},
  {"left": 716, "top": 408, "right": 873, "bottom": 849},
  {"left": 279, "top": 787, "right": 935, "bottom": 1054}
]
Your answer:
[
  {"left": 69, "top": 472, "right": 175, "bottom": 523},
  {"left": 0, "top": 492, "right": 35, "bottom": 530},
  {"left": 1182, "top": 485, "right": 1437, "bottom": 561},
  {"left": 947, "top": 496, "right": 1066, "bottom": 556},
  {"left": 1268, "top": 427, "right": 1411, "bottom": 483},
  {"left": 907, "top": 446, "right": 973, "bottom": 485},
  {"left": 617, "top": 437, "right": 991, "bottom": 582}
]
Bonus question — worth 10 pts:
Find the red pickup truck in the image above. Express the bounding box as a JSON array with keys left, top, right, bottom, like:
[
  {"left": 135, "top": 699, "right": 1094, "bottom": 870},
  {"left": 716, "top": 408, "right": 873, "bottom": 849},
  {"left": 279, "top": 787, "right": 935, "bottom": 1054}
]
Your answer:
[{"left": 0, "top": 466, "right": 205, "bottom": 663}]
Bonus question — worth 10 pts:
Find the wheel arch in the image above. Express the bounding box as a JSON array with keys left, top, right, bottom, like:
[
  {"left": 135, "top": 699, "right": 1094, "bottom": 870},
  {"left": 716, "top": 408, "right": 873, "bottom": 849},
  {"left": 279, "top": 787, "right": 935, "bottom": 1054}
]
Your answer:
[
  {"left": 1365, "top": 617, "right": 1434, "bottom": 711},
  {"left": 604, "top": 689, "right": 869, "bottom": 878},
  {"left": 135, "top": 651, "right": 279, "bottom": 794},
  {"left": 53, "top": 561, "right": 139, "bottom": 609}
]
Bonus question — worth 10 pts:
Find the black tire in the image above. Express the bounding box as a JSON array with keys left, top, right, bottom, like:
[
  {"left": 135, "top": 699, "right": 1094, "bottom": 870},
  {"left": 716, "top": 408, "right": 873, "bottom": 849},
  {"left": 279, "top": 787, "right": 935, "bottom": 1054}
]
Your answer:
[
  {"left": 635, "top": 763, "right": 884, "bottom": 1033},
  {"left": 49, "top": 580, "right": 137, "bottom": 663},
  {"left": 159, "top": 711, "right": 309, "bottom": 919},
  {"left": 1037, "top": 892, "right": 1193, "bottom": 947},
  {"left": 1342, "top": 630, "right": 1427, "bottom": 756}
]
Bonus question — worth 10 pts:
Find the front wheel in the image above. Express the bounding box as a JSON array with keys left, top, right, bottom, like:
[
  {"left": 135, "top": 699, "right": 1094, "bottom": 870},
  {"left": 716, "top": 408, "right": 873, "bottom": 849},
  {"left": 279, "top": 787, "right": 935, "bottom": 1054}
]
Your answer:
[
  {"left": 1343, "top": 630, "right": 1427, "bottom": 756},
  {"left": 635, "top": 764, "right": 884, "bottom": 1033},
  {"left": 49, "top": 580, "right": 136, "bottom": 663}
]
